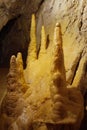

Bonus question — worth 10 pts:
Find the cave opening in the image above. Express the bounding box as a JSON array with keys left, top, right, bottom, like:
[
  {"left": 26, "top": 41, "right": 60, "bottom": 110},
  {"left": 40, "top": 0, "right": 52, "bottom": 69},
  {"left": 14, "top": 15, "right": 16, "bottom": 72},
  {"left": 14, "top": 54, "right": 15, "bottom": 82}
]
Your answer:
[{"left": 0, "top": 16, "right": 28, "bottom": 68}]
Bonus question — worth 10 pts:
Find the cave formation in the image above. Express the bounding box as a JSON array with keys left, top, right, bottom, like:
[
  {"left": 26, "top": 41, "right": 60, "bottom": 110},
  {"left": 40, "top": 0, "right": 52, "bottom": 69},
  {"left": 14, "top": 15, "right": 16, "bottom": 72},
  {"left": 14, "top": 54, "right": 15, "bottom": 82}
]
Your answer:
[
  {"left": 0, "top": 14, "right": 85, "bottom": 130},
  {"left": 0, "top": 0, "right": 87, "bottom": 130}
]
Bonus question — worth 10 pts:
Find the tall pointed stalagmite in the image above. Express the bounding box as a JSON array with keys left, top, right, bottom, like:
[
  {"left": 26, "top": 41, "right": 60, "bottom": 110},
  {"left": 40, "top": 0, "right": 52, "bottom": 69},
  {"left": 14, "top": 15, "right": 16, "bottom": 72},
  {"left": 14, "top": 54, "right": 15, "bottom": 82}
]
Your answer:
[
  {"left": 51, "top": 23, "right": 66, "bottom": 89},
  {"left": 50, "top": 23, "right": 67, "bottom": 121},
  {"left": 27, "top": 14, "right": 37, "bottom": 67},
  {"left": 16, "top": 52, "right": 23, "bottom": 72},
  {"left": 16, "top": 52, "right": 28, "bottom": 93},
  {"left": 16, "top": 52, "right": 24, "bottom": 83},
  {"left": 39, "top": 26, "right": 46, "bottom": 57}
]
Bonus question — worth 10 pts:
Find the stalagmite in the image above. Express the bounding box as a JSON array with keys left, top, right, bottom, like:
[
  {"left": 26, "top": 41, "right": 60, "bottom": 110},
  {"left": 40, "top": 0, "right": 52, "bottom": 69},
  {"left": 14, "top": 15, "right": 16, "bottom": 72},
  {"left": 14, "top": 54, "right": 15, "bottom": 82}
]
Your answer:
[
  {"left": 51, "top": 23, "right": 66, "bottom": 88},
  {"left": 27, "top": 14, "right": 37, "bottom": 66},
  {"left": 72, "top": 53, "right": 87, "bottom": 91},
  {"left": 0, "top": 14, "right": 84, "bottom": 130},
  {"left": 16, "top": 52, "right": 28, "bottom": 93},
  {"left": 39, "top": 26, "right": 46, "bottom": 57},
  {"left": 7, "top": 55, "right": 18, "bottom": 91},
  {"left": 66, "top": 47, "right": 83, "bottom": 85},
  {"left": 50, "top": 23, "right": 67, "bottom": 121}
]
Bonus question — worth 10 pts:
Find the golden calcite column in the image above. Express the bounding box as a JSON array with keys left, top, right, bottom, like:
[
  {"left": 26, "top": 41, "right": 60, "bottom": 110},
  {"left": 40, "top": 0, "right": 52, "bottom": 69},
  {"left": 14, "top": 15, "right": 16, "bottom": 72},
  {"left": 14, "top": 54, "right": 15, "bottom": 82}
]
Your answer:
[
  {"left": 50, "top": 23, "right": 67, "bottom": 121},
  {"left": 39, "top": 26, "right": 46, "bottom": 57},
  {"left": 27, "top": 14, "right": 37, "bottom": 66},
  {"left": 16, "top": 52, "right": 28, "bottom": 93}
]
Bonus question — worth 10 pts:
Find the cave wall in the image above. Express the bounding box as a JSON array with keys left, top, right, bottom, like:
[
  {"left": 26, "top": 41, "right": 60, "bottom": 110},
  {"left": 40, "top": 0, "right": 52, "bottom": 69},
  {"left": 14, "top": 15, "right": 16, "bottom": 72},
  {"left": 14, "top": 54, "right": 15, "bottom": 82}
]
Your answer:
[{"left": 0, "top": 0, "right": 43, "bottom": 67}]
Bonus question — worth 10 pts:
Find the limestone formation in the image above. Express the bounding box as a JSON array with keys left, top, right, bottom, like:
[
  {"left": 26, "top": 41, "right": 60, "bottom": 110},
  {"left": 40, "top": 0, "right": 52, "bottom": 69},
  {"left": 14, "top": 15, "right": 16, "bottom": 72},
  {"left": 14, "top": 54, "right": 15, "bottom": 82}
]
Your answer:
[
  {"left": 16, "top": 52, "right": 28, "bottom": 93},
  {"left": 0, "top": 0, "right": 87, "bottom": 84},
  {"left": 27, "top": 14, "right": 37, "bottom": 65},
  {"left": 0, "top": 14, "right": 84, "bottom": 130},
  {"left": 36, "top": 0, "right": 87, "bottom": 96}
]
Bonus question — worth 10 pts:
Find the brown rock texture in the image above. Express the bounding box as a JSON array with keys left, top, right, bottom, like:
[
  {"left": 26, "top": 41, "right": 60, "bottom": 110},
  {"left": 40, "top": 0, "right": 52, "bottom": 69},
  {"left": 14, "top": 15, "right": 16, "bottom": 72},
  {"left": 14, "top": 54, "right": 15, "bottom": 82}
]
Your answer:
[
  {"left": 0, "top": 14, "right": 84, "bottom": 130},
  {"left": 0, "top": 0, "right": 43, "bottom": 66}
]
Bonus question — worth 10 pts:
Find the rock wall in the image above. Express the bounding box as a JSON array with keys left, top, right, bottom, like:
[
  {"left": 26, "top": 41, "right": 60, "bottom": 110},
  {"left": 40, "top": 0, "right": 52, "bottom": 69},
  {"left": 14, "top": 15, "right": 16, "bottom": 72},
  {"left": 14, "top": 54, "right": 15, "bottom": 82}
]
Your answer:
[{"left": 0, "top": 0, "right": 43, "bottom": 67}]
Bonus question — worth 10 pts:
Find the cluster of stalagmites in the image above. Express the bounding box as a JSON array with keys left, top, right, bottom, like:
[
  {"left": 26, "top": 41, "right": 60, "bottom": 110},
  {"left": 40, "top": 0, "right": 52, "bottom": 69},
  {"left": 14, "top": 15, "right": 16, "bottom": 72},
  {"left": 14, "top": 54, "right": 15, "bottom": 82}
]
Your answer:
[{"left": 0, "top": 15, "right": 84, "bottom": 130}]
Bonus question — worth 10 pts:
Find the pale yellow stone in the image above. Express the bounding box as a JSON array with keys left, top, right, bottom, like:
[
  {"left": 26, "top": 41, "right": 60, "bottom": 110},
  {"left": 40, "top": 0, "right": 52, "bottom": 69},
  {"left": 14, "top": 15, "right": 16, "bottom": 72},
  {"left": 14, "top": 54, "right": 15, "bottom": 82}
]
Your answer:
[
  {"left": 39, "top": 26, "right": 46, "bottom": 57},
  {"left": 27, "top": 14, "right": 37, "bottom": 65},
  {"left": 16, "top": 52, "right": 28, "bottom": 93}
]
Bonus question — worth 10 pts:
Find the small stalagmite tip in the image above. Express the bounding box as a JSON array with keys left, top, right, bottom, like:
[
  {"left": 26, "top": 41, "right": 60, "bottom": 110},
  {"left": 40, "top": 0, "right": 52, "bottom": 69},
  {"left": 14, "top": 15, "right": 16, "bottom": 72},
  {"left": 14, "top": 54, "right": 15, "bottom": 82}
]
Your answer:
[
  {"left": 56, "top": 23, "right": 60, "bottom": 27},
  {"left": 10, "top": 55, "right": 16, "bottom": 63}
]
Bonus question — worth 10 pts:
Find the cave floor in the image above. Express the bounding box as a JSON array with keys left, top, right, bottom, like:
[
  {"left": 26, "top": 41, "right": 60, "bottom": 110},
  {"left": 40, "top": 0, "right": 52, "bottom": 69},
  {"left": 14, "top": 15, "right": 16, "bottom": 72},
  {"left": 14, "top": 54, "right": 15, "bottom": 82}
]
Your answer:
[{"left": 0, "top": 68, "right": 8, "bottom": 104}]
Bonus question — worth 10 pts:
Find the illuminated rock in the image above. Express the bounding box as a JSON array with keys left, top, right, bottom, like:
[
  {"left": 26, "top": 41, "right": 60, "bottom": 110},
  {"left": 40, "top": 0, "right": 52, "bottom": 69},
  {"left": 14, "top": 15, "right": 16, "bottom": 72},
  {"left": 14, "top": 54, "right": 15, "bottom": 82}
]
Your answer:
[
  {"left": 0, "top": 14, "right": 84, "bottom": 130},
  {"left": 16, "top": 52, "right": 28, "bottom": 93},
  {"left": 27, "top": 14, "right": 37, "bottom": 64}
]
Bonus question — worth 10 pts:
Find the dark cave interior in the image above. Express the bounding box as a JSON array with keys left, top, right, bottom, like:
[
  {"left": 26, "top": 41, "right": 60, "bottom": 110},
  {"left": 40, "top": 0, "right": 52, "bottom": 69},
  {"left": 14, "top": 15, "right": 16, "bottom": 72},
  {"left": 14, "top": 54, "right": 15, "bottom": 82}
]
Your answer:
[{"left": 0, "top": 17, "right": 28, "bottom": 68}]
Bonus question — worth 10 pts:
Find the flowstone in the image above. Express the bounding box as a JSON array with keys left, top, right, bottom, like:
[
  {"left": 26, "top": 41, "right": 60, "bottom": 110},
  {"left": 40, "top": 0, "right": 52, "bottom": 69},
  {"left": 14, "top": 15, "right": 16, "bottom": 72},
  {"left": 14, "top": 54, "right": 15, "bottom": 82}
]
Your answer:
[{"left": 0, "top": 15, "right": 84, "bottom": 130}]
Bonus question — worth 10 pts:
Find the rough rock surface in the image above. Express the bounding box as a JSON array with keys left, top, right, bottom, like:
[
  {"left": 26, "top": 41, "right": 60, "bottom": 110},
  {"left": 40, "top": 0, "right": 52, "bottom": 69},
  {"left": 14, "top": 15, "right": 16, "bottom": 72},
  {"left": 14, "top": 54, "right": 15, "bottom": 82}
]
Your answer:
[
  {"left": 0, "top": 0, "right": 43, "bottom": 66},
  {"left": 0, "top": 15, "right": 84, "bottom": 130}
]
